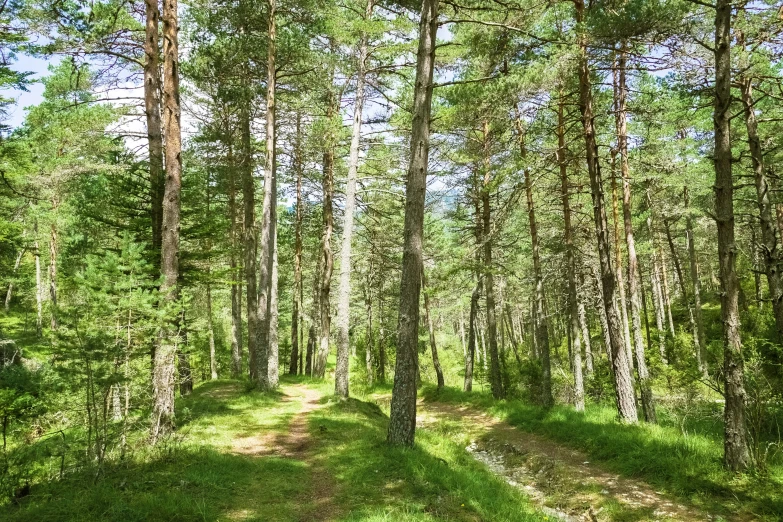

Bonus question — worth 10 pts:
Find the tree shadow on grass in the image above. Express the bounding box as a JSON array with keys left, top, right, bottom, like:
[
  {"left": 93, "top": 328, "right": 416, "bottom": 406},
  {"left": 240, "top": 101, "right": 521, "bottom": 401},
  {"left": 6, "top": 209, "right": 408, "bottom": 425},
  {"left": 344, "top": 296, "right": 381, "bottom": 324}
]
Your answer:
[{"left": 306, "top": 398, "right": 547, "bottom": 522}]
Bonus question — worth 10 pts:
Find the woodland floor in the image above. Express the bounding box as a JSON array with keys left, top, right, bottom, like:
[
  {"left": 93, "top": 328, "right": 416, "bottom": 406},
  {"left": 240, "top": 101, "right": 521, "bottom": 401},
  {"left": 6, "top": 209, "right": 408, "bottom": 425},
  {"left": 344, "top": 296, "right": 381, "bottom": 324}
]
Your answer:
[{"left": 3, "top": 377, "right": 778, "bottom": 521}]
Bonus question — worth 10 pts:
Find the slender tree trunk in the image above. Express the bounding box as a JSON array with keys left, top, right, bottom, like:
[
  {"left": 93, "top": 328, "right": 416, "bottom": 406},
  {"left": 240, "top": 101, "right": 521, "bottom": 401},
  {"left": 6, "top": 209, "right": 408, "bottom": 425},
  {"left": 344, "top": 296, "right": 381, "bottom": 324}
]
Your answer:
[
  {"left": 387, "top": 0, "right": 438, "bottom": 447},
  {"left": 578, "top": 294, "right": 594, "bottom": 376},
  {"left": 684, "top": 187, "right": 708, "bottom": 372},
  {"left": 48, "top": 221, "right": 58, "bottom": 330},
  {"left": 227, "top": 143, "right": 243, "bottom": 378},
  {"left": 615, "top": 47, "right": 655, "bottom": 422},
  {"left": 377, "top": 285, "right": 386, "bottom": 383},
  {"left": 422, "top": 271, "right": 444, "bottom": 389},
  {"left": 482, "top": 121, "right": 504, "bottom": 400},
  {"left": 255, "top": 0, "right": 277, "bottom": 389},
  {"left": 208, "top": 283, "right": 217, "bottom": 379},
  {"left": 646, "top": 194, "right": 668, "bottom": 364},
  {"left": 241, "top": 105, "right": 260, "bottom": 381},
  {"left": 660, "top": 251, "right": 676, "bottom": 337},
  {"left": 144, "top": 0, "right": 164, "bottom": 262},
  {"left": 4, "top": 245, "right": 23, "bottom": 311},
  {"left": 364, "top": 279, "right": 374, "bottom": 386},
  {"left": 459, "top": 308, "right": 467, "bottom": 358},
  {"left": 557, "top": 93, "right": 583, "bottom": 410},
  {"left": 714, "top": 0, "right": 750, "bottom": 471},
  {"left": 576, "top": 0, "right": 636, "bottom": 422},
  {"left": 610, "top": 153, "right": 633, "bottom": 371},
  {"left": 290, "top": 115, "right": 304, "bottom": 376},
  {"left": 335, "top": 0, "right": 373, "bottom": 397},
  {"left": 517, "top": 113, "right": 550, "bottom": 405},
  {"left": 178, "top": 310, "right": 193, "bottom": 396},
  {"left": 268, "top": 230, "right": 279, "bottom": 386},
  {"left": 151, "top": 0, "right": 182, "bottom": 443},
  {"left": 306, "top": 249, "right": 322, "bottom": 377},
  {"left": 34, "top": 225, "right": 42, "bottom": 338},
  {"left": 741, "top": 78, "right": 783, "bottom": 339},
  {"left": 464, "top": 281, "right": 480, "bottom": 391}
]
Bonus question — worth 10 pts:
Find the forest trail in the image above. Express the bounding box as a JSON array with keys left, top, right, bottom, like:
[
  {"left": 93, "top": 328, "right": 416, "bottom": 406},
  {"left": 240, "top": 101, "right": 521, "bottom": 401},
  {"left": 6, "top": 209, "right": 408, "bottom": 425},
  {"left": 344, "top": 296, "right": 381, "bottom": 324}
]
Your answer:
[
  {"left": 228, "top": 383, "right": 341, "bottom": 522},
  {"left": 417, "top": 399, "right": 725, "bottom": 522}
]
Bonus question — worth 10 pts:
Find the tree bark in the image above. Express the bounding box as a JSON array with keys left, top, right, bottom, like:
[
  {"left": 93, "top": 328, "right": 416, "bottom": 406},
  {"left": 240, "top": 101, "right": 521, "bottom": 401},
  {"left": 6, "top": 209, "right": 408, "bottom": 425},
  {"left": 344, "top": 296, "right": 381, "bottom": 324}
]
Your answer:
[
  {"left": 48, "top": 221, "right": 58, "bottom": 330},
  {"left": 208, "top": 282, "right": 217, "bottom": 380},
  {"left": 610, "top": 153, "right": 633, "bottom": 371},
  {"left": 422, "top": 270, "right": 444, "bottom": 389},
  {"left": 256, "top": 0, "right": 277, "bottom": 389},
  {"left": 464, "top": 281, "right": 480, "bottom": 392},
  {"left": 576, "top": 0, "right": 637, "bottom": 422},
  {"left": 517, "top": 113, "right": 550, "bottom": 405},
  {"left": 557, "top": 93, "right": 584, "bottom": 411},
  {"left": 34, "top": 225, "right": 42, "bottom": 338},
  {"left": 615, "top": 47, "right": 655, "bottom": 422},
  {"left": 741, "top": 78, "right": 783, "bottom": 340},
  {"left": 313, "top": 108, "right": 336, "bottom": 379},
  {"left": 387, "top": 0, "right": 438, "bottom": 447},
  {"left": 151, "top": 0, "right": 182, "bottom": 443},
  {"left": 290, "top": 114, "right": 304, "bottom": 376},
  {"left": 335, "top": 0, "right": 373, "bottom": 397},
  {"left": 4, "top": 245, "right": 23, "bottom": 311},
  {"left": 227, "top": 141, "right": 243, "bottom": 378},
  {"left": 646, "top": 192, "right": 668, "bottom": 364},
  {"left": 144, "top": 0, "right": 164, "bottom": 263},
  {"left": 683, "top": 186, "right": 708, "bottom": 373},
  {"left": 364, "top": 278, "right": 374, "bottom": 386},
  {"left": 241, "top": 104, "right": 260, "bottom": 381},
  {"left": 714, "top": 0, "right": 750, "bottom": 471}
]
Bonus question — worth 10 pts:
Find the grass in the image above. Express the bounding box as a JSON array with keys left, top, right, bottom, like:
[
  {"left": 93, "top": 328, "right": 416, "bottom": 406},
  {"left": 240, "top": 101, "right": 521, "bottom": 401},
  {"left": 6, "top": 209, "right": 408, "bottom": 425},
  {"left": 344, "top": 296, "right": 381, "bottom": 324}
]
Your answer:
[
  {"left": 0, "top": 376, "right": 548, "bottom": 521},
  {"left": 423, "top": 385, "right": 783, "bottom": 520}
]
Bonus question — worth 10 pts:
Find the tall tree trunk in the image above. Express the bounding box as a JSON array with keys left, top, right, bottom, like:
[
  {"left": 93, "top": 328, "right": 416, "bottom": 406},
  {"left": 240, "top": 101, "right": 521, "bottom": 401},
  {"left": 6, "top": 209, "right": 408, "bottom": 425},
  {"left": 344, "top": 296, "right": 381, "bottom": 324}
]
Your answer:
[
  {"left": 364, "top": 279, "right": 374, "bottom": 386},
  {"left": 377, "top": 285, "right": 386, "bottom": 383},
  {"left": 4, "top": 245, "right": 23, "bottom": 311},
  {"left": 335, "top": 0, "right": 373, "bottom": 397},
  {"left": 615, "top": 47, "right": 655, "bottom": 422},
  {"left": 517, "top": 113, "right": 550, "bottom": 405},
  {"left": 290, "top": 114, "right": 304, "bottom": 376},
  {"left": 610, "top": 153, "right": 633, "bottom": 371},
  {"left": 151, "top": 0, "right": 182, "bottom": 443},
  {"left": 714, "top": 0, "right": 750, "bottom": 471},
  {"left": 306, "top": 248, "right": 322, "bottom": 377},
  {"left": 387, "top": 0, "right": 438, "bottom": 447},
  {"left": 684, "top": 187, "right": 708, "bottom": 372},
  {"left": 227, "top": 142, "right": 243, "bottom": 378},
  {"left": 241, "top": 104, "right": 260, "bottom": 381},
  {"left": 741, "top": 78, "right": 783, "bottom": 339},
  {"left": 313, "top": 112, "right": 335, "bottom": 379},
  {"left": 576, "top": 0, "right": 637, "bottom": 422},
  {"left": 178, "top": 310, "right": 193, "bottom": 396},
  {"left": 660, "top": 251, "right": 676, "bottom": 337},
  {"left": 144, "top": 0, "right": 164, "bottom": 262},
  {"left": 256, "top": 0, "right": 277, "bottom": 389},
  {"left": 207, "top": 282, "right": 217, "bottom": 379},
  {"left": 646, "top": 193, "right": 668, "bottom": 364},
  {"left": 557, "top": 93, "right": 584, "bottom": 411},
  {"left": 268, "top": 231, "right": 279, "bottom": 386},
  {"left": 422, "top": 271, "right": 444, "bottom": 389},
  {"left": 464, "top": 281, "right": 480, "bottom": 392},
  {"left": 34, "top": 225, "right": 42, "bottom": 338},
  {"left": 482, "top": 121, "right": 504, "bottom": 400},
  {"left": 578, "top": 294, "right": 594, "bottom": 376},
  {"left": 48, "top": 221, "right": 58, "bottom": 330}
]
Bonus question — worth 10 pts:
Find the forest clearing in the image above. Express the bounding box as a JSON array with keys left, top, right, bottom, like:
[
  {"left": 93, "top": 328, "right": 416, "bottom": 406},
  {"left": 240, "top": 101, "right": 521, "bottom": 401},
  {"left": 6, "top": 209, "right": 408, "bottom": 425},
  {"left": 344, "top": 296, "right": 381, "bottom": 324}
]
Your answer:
[{"left": 1, "top": 0, "right": 783, "bottom": 520}]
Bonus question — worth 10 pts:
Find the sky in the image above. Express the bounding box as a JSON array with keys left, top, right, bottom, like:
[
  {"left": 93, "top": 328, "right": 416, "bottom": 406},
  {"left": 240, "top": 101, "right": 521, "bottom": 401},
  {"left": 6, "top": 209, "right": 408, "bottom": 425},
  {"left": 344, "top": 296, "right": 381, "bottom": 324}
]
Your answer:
[{"left": 6, "top": 53, "right": 59, "bottom": 129}]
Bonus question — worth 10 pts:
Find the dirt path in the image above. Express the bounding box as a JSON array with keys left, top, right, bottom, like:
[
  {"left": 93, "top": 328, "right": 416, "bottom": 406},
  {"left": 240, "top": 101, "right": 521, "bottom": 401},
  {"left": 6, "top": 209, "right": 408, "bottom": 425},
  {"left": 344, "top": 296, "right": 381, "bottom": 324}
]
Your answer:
[
  {"left": 230, "top": 384, "right": 340, "bottom": 521},
  {"left": 418, "top": 400, "right": 725, "bottom": 522}
]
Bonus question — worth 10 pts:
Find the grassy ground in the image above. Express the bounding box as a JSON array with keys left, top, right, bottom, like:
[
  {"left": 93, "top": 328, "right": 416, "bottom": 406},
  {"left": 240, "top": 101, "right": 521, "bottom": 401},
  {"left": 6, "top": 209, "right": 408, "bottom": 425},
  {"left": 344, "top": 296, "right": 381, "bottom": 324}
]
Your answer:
[
  {"left": 0, "top": 376, "right": 548, "bottom": 522},
  {"left": 422, "top": 386, "right": 783, "bottom": 520}
]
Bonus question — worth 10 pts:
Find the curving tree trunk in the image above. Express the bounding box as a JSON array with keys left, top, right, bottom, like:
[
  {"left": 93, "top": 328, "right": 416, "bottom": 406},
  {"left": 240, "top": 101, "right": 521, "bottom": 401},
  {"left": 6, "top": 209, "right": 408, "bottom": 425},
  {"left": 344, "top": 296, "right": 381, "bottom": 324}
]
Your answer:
[
  {"left": 741, "top": 77, "right": 783, "bottom": 340},
  {"left": 387, "top": 0, "right": 438, "bottom": 446}
]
